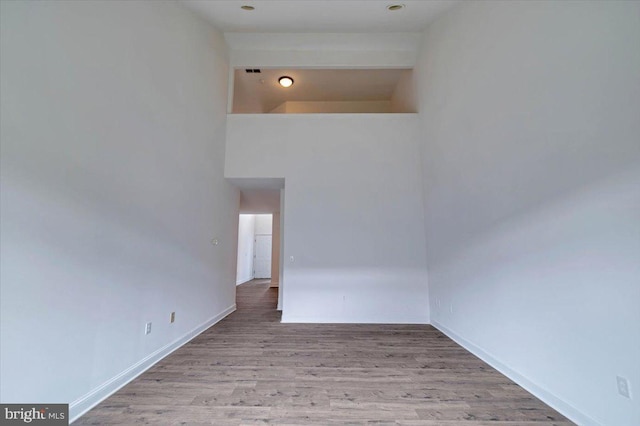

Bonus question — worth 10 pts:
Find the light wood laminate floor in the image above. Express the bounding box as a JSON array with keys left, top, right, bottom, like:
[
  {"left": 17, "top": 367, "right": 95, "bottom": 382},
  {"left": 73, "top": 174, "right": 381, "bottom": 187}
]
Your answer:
[{"left": 75, "top": 281, "right": 572, "bottom": 425}]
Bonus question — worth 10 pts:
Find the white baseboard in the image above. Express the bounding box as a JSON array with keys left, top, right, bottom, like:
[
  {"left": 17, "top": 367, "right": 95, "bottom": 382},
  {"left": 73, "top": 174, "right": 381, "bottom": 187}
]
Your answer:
[
  {"left": 281, "top": 314, "right": 429, "bottom": 324},
  {"left": 431, "top": 320, "right": 599, "bottom": 426},
  {"left": 236, "top": 276, "right": 254, "bottom": 286},
  {"left": 69, "top": 304, "right": 236, "bottom": 423}
]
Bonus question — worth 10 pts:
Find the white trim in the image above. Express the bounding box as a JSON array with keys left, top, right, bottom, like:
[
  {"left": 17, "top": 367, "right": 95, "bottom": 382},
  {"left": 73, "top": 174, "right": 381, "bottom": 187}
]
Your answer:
[
  {"left": 431, "top": 320, "right": 600, "bottom": 426},
  {"left": 226, "top": 66, "right": 235, "bottom": 114},
  {"left": 281, "top": 315, "right": 429, "bottom": 325},
  {"left": 69, "top": 304, "right": 236, "bottom": 423},
  {"left": 224, "top": 32, "right": 422, "bottom": 52},
  {"left": 229, "top": 50, "right": 417, "bottom": 69}
]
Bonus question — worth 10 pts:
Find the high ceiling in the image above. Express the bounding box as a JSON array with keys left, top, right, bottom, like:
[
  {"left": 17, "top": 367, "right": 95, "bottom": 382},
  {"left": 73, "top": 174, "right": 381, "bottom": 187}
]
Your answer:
[
  {"left": 181, "top": 0, "right": 455, "bottom": 197},
  {"left": 182, "top": 0, "right": 459, "bottom": 33}
]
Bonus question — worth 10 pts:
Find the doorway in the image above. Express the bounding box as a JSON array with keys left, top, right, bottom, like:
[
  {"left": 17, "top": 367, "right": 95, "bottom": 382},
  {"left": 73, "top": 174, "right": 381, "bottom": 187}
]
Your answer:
[
  {"left": 236, "top": 214, "right": 274, "bottom": 284},
  {"left": 254, "top": 235, "right": 272, "bottom": 278},
  {"left": 228, "top": 178, "right": 284, "bottom": 312}
]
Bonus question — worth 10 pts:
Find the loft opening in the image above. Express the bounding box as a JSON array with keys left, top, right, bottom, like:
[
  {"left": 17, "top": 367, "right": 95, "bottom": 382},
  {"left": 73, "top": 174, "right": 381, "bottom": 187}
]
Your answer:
[{"left": 231, "top": 68, "right": 416, "bottom": 114}]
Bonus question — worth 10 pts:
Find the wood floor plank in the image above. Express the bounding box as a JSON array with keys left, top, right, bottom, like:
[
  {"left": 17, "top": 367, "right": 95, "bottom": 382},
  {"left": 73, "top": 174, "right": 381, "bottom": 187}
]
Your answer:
[{"left": 75, "top": 281, "right": 573, "bottom": 425}]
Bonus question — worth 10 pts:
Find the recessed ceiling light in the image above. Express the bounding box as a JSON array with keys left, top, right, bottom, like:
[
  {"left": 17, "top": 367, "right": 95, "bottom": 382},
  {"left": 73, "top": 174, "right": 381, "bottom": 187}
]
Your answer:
[
  {"left": 387, "top": 4, "right": 405, "bottom": 11},
  {"left": 240, "top": 5, "right": 255, "bottom": 11},
  {"left": 278, "top": 76, "right": 294, "bottom": 88}
]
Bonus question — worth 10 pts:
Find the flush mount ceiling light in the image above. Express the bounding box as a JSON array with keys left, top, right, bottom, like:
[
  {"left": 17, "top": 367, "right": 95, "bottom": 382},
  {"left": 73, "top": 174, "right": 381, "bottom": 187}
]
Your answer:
[
  {"left": 240, "top": 5, "right": 255, "bottom": 11},
  {"left": 387, "top": 4, "right": 405, "bottom": 11},
  {"left": 278, "top": 76, "right": 294, "bottom": 88}
]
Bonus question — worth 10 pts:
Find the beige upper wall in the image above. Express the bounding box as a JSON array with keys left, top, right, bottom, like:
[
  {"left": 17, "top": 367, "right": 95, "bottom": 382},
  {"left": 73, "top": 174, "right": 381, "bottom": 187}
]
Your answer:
[
  {"left": 391, "top": 70, "right": 417, "bottom": 113},
  {"left": 269, "top": 100, "right": 393, "bottom": 114}
]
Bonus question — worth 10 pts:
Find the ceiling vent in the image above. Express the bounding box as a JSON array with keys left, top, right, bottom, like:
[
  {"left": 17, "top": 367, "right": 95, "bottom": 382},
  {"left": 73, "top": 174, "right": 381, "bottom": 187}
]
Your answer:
[{"left": 245, "top": 69, "right": 261, "bottom": 73}]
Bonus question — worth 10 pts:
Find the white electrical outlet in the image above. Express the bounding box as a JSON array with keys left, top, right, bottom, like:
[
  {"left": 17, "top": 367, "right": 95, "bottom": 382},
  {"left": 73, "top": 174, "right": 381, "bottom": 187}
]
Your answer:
[
  {"left": 449, "top": 304, "right": 453, "bottom": 314},
  {"left": 145, "top": 322, "right": 152, "bottom": 335},
  {"left": 617, "top": 376, "right": 631, "bottom": 399}
]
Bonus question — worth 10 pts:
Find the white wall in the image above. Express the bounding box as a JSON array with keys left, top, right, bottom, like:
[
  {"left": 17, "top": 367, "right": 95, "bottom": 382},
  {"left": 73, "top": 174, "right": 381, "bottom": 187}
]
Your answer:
[
  {"left": 226, "top": 114, "right": 429, "bottom": 323},
  {"left": 236, "top": 215, "right": 256, "bottom": 285},
  {"left": 416, "top": 1, "right": 640, "bottom": 425},
  {"left": 0, "top": 1, "right": 238, "bottom": 421},
  {"left": 254, "top": 214, "right": 273, "bottom": 235}
]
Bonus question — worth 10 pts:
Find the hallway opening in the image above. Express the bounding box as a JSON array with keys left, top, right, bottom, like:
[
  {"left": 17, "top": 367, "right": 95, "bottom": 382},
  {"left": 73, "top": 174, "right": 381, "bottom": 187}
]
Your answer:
[
  {"left": 229, "top": 177, "right": 285, "bottom": 310},
  {"left": 236, "top": 214, "right": 274, "bottom": 285}
]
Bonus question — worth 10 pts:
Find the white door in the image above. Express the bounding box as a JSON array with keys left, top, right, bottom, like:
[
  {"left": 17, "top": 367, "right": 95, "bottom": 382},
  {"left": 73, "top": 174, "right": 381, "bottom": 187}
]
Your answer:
[{"left": 254, "top": 235, "right": 272, "bottom": 279}]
